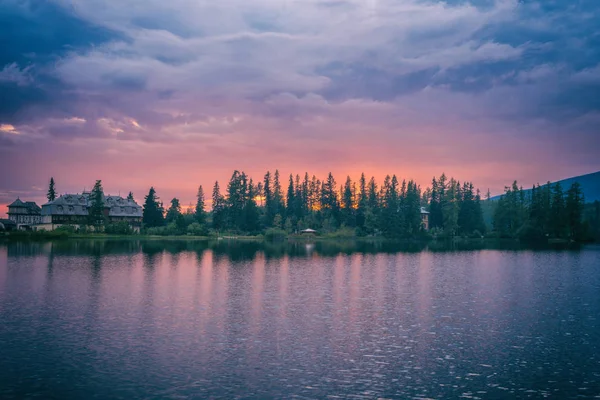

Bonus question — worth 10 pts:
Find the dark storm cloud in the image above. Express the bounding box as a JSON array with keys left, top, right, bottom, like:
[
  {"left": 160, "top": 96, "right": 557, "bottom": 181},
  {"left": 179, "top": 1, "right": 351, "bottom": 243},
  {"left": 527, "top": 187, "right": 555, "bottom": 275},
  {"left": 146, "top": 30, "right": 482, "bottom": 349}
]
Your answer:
[
  {"left": 0, "top": 0, "right": 122, "bottom": 124},
  {"left": 0, "top": 0, "right": 599, "bottom": 203}
]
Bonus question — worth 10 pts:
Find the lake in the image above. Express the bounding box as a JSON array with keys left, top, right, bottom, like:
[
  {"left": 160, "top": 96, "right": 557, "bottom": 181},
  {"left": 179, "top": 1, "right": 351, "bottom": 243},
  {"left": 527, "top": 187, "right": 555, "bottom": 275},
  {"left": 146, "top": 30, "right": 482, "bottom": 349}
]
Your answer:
[{"left": 1, "top": 239, "right": 599, "bottom": 399}]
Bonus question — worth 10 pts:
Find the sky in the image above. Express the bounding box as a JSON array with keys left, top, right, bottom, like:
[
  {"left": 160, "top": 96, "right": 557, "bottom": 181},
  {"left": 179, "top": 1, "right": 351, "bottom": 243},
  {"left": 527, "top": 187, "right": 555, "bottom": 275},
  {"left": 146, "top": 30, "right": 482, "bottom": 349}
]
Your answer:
[{"left": 1, "top": 0, "right": 600, "bottom": 215}]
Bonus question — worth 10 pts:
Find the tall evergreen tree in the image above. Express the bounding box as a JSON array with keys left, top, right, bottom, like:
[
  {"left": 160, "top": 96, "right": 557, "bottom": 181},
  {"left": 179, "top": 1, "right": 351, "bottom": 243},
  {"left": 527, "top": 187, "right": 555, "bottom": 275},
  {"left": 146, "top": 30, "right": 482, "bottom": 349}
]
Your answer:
[
  {"left": 341, "top": 176, "right": 355, "bottom": 227},
  {"left": 143, "top": 187, "right": 165, "bottom": 228},
  {"left": 286, "top": 174, "right": 295, "bottom": 220},
  {"left": 263, "top": 171, "right": 274, "bottom": 227},
  {"left": 166, "top": 198, "right": 186, "bottom": 231},
  {"left": 127, "top": 192, "right": 134, "bottom": 201},
  {"left": 195, "top": 185, "right": 206, "bottom": 224},
  {"left": 273, "top": 170, "right": 284, "bottom": 219},
  {"left": 566, "top": 182, "right": 585, "bottom": 240},
  {"left": 47, "top": 177, "right": 57, "bottom": 202},
  {"left": 443, "top": 178, "right": 459, "bottom": 236},
  {"left": 211, "top": 181, "right": 225, "bottom": 231},
  {"left": 356, "top": 173, "right": 367, "bottom": 230},
  {"left": 550, "top": 182, "right": 566, "bottom": 238},
  {"left": 88, "top": 180, "right": 106, "bottom": 228}
]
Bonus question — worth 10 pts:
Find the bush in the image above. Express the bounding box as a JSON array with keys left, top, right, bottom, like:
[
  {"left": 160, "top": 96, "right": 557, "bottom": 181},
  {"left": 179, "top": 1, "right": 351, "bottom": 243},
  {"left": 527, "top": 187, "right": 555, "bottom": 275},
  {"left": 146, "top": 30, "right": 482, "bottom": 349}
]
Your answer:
[
  {"left": 187, "top": 222, "right": 208, "bottom": 236},
  {"left": 265, "top": 228, "right": 287, "bottom": 241},
  {"left": 517, "top": 223, "right": 546, "bottom": 242},
  {"left": 323, "top": 227, "right": 356, "bottom": 239},
  {"left": 54, "top": 225, "right": 77, "bottom": 234},
  {"left": 468, "top": 230, "right": 484, "bottom": 239},
  {"left": 105, "top": 221, "right": 134, "bottom": 235}
]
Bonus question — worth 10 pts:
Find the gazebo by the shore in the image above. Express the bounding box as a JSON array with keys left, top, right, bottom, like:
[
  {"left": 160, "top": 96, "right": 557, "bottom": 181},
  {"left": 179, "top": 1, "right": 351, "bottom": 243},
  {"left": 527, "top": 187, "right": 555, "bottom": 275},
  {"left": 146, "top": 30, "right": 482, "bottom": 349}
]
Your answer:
[{"left": 300, "top": 228, "right": 317, "bottom": 235}]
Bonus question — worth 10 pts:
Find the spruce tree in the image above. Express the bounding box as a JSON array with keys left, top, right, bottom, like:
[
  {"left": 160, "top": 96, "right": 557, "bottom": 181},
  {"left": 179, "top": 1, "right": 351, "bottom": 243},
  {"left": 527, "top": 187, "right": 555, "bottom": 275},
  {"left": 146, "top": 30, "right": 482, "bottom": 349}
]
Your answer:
[
  {"left": 566, "top": 182, "right": 585, "bottom": 240},
  {"left": 143, "top": 187, "right": 165, "bottom": 228},
  {"left": 127, "top": 192, "right": 134, "bottom": 201},
  {"left": 286, "top": 174, "right": 295, "bottom": 220},
  {"left": 341, "top": 176, "right": 355, "bottom": 227},
  {"left": 195, "top": 185, "right": 206, "bottom": 225},
  {"left": 166, "top": 198, "right": 186, "bottom": 232},
  {"left": 550, "top": 182, "right": 566, "bottom": 238},
  {"left": 356, "top": 173, "right": 367, "bottom": 230},
  {"left": 211, "top": 181, "right": 225, "bottom": 231},
  {"left": 47, "top": 177, "right": 57, "bottom": 202},
  {"left": 88, "top": 180, "right": 106, "bottom": 228}
]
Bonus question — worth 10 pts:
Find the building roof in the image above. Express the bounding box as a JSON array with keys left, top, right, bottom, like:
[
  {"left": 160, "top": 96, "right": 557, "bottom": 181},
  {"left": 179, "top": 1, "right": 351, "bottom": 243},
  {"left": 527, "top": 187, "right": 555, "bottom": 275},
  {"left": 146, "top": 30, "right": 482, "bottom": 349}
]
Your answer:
[
  {"left": 8, "top": 198, "right": 26, "bottom": 207},
  {"left": 0, "top": 219, "right": 17, "bottom": 229},
  {"left": 7, "top": 199, "right": 41, "bottom": 215},
  {"left": 420, "top": 207, "right": 430, "bottom": 215},
  {"left": 42, "top": 193, "right": 142, "bottom": 218},
  {"left": 301, "top": 228, "right": 317, "bottom": 233}
]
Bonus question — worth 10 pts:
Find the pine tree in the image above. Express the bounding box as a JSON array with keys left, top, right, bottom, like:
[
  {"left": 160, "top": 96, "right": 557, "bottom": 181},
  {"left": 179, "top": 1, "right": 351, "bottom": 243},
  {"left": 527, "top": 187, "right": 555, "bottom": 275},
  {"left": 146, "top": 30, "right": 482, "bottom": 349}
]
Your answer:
[
  {"left": 88, "top": 180, "right": 106, "bottom": 228},
  {"left": 243, "top": 178, "right": 260, "bottom": 233},
  {"left": 211, "top": 181, "right": 225, "bottom": 231},
  {"left": 443, "top": 178, "right": 459, "bottom": 236},
  {"left": 286, "top": 174, "right": 295, "bottom": 221},
  {"left": 47, "top": 177, "right": 57, "bottom": 202},
  {"left": 273, "top": 170, "right": 284, "bottom": 219},
  {"left": 341, "top": 176, "right": 355, "bottom": 227},
  {"left": 195, "top": 185, "right": 206, "bottom": 225},
  {"left": 166, "top": 198, "right": 182, "bottom": 222},
  {"left": 127, "top": 192, "right": 134, "bottom": 201},
  {"left": 263, "top": 171, "right": 274, "bottom": 227},
  {"left": 550, "top": 182, "right": 566, "bottom": 238},
  {"left": 356, "top": 173, "right": 367, "bottom": 230},
  {"left": 566, "top": 182, "right": 585, "bottom": 240},
  {"left": 143, "top": 187, "right": 165, "bottom": 228},
  {"left": 166, "top": 198, "right": 186, "bottom": 232}
]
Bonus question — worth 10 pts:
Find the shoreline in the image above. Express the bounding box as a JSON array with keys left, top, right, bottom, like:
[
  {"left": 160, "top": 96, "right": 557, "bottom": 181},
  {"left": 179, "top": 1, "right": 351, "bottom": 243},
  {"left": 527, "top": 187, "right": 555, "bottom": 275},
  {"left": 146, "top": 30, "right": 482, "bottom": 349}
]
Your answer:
[{"left": 0, "top": 232, "right": 589, "bottom": 246}]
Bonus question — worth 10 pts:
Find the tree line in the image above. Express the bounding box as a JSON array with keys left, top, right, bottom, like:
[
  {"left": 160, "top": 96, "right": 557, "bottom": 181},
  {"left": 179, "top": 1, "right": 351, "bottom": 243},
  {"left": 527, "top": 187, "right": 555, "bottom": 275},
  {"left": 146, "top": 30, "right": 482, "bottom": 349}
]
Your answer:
[
  {"left": 140, "top": 170, "right": 487, "bottom": 238},
  {"left": 492, "top": 180, "right": 597, "bottom": 241},
  {"left": 42, "top": 173, "right": 599, "bottom": 242}
]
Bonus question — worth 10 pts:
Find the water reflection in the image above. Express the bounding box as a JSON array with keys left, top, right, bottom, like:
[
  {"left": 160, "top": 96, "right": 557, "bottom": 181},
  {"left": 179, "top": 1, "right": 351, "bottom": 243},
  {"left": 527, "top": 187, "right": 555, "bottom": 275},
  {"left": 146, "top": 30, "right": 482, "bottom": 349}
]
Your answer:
[
  {"left": 1, "top": 237, "right": 585, "bottom": 259},
  {"left": 0, "top": 240, "right": 598, "bottom": 399}
]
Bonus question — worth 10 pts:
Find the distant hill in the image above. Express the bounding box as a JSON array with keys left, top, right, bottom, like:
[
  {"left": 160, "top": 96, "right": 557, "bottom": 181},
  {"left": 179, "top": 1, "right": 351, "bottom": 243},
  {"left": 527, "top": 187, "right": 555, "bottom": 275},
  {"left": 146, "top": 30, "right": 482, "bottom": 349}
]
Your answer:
[{"left": 491, "top": 170, "right": 600, "bottom": 203}]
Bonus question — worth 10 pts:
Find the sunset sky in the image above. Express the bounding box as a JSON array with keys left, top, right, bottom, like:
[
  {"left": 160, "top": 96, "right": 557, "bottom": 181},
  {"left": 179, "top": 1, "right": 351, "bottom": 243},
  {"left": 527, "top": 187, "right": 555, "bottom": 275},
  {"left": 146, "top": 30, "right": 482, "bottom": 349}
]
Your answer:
[{"left": 1, "top": 0, "right": 599, "bottom": 215}]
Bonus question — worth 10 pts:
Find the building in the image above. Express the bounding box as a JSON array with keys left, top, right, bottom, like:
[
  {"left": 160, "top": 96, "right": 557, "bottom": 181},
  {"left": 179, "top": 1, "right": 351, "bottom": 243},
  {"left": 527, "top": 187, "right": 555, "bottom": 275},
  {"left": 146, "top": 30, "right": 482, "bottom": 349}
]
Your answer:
[
  {"left": 420, "top": 207, "right": 430, "bottom": 230},
  {"left": 35, "top": 192, "right": 143, "bottom": 232},
  {"left": 7, "top": 199, "right": 42, "bottom": 230},
  {"left": 0, "top": 219, "right": 17, "bottom": 232}
]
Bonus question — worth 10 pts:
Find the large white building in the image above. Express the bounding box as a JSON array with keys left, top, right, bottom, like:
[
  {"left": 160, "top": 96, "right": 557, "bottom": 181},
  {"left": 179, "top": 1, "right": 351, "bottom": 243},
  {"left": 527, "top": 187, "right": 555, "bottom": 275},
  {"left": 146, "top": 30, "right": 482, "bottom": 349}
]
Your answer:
[
  {"left": 7, "top": 199, "right": 42, "bottom": 230},
  {"left": 37, "top": 193, "right": 143, "bottom": 232}
]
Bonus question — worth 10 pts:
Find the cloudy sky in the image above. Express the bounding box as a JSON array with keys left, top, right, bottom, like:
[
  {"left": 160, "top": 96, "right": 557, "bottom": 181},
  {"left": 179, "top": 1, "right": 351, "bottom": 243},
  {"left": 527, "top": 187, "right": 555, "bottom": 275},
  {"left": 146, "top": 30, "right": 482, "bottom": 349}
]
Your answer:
[{"left": 1, "top": 0, "right": 599, "bottom": 213}]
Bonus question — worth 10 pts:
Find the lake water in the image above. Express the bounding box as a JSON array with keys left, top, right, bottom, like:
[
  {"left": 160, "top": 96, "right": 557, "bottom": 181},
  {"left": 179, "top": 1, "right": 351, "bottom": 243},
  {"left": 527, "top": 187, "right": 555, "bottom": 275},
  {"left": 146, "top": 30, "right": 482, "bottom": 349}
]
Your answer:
[{"left": 1, "top": 239, "right": 599, "bottom": 399}]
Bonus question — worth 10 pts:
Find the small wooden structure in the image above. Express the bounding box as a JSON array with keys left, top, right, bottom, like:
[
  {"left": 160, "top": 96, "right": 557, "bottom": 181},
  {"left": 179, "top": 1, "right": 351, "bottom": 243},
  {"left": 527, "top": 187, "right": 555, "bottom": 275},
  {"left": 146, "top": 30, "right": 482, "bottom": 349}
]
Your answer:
[
  {"left": 300, "top": 228, "right": 317, "bottom": 235},
  {"left": 420, "top": 207, "right": 430, "bottom": 230}
]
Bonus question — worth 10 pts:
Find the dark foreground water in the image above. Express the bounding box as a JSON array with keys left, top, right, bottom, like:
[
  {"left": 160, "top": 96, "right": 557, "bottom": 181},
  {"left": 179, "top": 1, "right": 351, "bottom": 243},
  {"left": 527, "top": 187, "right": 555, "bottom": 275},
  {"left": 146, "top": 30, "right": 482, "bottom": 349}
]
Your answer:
[{"left": 1, "top": 240, "right": 599, "bottom": 399}]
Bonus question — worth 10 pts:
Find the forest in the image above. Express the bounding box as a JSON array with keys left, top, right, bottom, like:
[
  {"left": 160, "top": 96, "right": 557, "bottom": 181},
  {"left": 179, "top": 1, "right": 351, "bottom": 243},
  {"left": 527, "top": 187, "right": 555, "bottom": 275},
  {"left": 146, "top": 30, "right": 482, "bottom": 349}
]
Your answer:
[
  {"left": 40, "top": 170, "right": 599, "bottom": 242},
  {"left": 140, "top": 170, "right": 598, "bottom": 242}
]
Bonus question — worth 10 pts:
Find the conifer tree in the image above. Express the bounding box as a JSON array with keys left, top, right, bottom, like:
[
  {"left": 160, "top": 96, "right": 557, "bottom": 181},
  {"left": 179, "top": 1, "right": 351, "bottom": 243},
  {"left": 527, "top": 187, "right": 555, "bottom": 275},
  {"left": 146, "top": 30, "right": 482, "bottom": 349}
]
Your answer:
[
  {"left": 341, "top": 176, "right": 355, "bottom": 227},
  {"left": 88, "top": 180, "right": 106, "bottom": 228},
  {"left": 566, "top": 182, "right": 585, "bottom": 240},
  {"left": 550, "top": 182, "right": 566, "bottom": 238},
  {"left": 127, "top": 192, "right": 134, "bottom": 201},
  {"left": 166, "top": 198, "right": 186, "bottom": 232},
  {"left": 143, "top": 187, "right": 165, "bottom": 228},
  {"left": 47, "top": 177, "right": 57, "bottom": 202},
  {"left": 212, "top": 181, "right": 225, "bottom": 231},
  {"left": 286, "top": 174, "right": 295, "bottom": 221},
  {"left": 195, "top": 185, "right": 206, "bottom": 225},
  {"left": 356, "top": 173, "right": 367, "bottom": 230}
]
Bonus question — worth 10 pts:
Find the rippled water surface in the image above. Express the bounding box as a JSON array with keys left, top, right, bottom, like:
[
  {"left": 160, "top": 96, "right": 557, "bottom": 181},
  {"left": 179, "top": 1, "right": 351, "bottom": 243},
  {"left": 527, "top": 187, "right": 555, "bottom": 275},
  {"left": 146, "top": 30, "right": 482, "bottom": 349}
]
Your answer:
[{"left": 1, "top": 240, "right": 599, "bottom": 399}]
